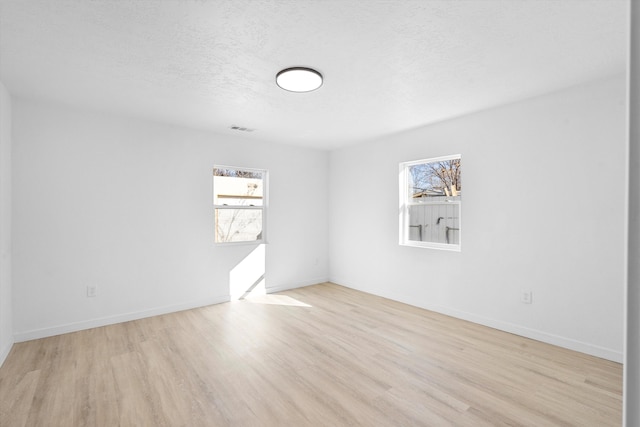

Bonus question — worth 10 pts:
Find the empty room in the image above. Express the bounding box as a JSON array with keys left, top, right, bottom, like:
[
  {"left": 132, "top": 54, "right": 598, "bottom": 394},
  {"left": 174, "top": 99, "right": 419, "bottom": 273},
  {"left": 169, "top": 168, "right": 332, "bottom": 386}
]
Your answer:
[{"left": 1, "top": 0, "right": 638, "bottom": 426}]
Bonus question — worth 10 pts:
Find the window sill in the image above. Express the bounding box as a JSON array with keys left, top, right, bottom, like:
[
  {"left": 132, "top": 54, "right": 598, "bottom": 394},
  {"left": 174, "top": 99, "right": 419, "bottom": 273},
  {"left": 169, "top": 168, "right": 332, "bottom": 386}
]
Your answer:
[
  {"left": 400, "top": 241, "right": 461, "bottom": 252},
  {"left": 214, "top": 239, "right": 268, "bottom": 247}
]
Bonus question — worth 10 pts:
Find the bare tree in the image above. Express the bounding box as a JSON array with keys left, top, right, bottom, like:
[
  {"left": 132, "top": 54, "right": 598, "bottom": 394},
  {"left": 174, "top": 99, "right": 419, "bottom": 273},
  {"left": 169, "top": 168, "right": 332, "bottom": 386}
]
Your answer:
[
  {"left": 214, "top": 168, "right": 262, "bottom": 179},
  {"left": 216, "top": 181, "right": 260, "bottom": 242},
  {"left": 213, "top": 168, "right": 263, "bottom": 242},
  {"left": 410, "top": 159, "right": 461, "bottom": 196}
]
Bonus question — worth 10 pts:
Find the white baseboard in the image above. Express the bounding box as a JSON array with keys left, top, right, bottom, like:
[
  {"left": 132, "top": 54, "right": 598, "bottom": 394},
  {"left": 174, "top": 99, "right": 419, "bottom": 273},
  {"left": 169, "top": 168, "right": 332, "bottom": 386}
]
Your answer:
[
  {"left": 331, "top": 277, "right": 623, "bottom": 363},
  {"left": 12, "top": 277, "right": 330, "bottom": 343},
  {"left": 0, "top": 340, "right": 14, "bottom": 368},
  {"left": 17, "top": 276, "right": 618, "bottom": 363},
  {"left": 13, "top": 295, "right": 230, "bottom": 343},
  {"left": 266, "top": 277, "right": 329, "bottom": 294}
]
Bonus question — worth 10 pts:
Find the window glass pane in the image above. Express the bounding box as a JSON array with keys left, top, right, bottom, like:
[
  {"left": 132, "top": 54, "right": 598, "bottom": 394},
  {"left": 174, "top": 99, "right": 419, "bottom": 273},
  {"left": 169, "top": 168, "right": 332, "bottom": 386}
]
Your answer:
[
  {"left": 214, "top": 168, "right": 264, "bottom": 206},
  {"left": 215, "top": 209, "right": 263, "bottom": 243},
  {"left": 408, "top": 203, "right": 460, "bottom": 244},
  {"left": 408, "top": 158, "right": 461, "bottom": 201},
  {"left": 400, "top": 155, "right": 461, "bottom": 250}
]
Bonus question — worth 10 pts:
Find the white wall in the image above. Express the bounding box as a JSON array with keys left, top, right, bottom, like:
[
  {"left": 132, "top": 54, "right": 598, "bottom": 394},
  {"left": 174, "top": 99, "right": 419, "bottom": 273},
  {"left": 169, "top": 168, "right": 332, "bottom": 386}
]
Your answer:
[
  {"left": 0, "top": 81, "right": 13, "bottom": 366},
  {"left": 12, "top": 98, "right": 329, "bottom": 340},
  {"left": 7, "top": 75, "right": 627, "bottom": 364},
  {"left": 330, "top": 76, "right": 627, "bottom": 362}
]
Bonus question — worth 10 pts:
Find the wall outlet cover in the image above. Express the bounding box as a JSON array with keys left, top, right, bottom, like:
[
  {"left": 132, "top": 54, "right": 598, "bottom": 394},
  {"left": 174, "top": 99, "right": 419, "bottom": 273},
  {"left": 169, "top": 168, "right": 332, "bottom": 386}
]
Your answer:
[{"left": 87, "top": 285, "right": 97, "bottom": 298}]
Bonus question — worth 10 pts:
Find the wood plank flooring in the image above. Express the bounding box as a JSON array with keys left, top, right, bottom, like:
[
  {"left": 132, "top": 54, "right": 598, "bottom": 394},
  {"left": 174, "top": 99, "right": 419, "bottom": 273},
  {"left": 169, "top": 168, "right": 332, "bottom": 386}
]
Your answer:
[{"left": 0, "top": 283, "right": 622, "bottom": 426}]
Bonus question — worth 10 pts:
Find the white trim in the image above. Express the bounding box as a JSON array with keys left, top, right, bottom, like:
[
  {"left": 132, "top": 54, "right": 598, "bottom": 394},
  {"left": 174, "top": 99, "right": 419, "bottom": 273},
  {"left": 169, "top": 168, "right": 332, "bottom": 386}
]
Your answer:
[
  {"left": 266, "top": 277, "right": 330, "bottom": 294},
  {"left": 215, "top": 205, "right": 263, "bottom": 210},
  {"left": 426, "top": 303, "right": 622, "bottom": 363},
  {"left": 402, "top": 239, "right": 462, "bottom": 251},
  {"left": 0, "top": 340, "right": 13, "bottom": 368},
  {"left": 399, "top": 155, "right": 462, "bottom": 251},
  {"left": 213, "top": 165, "right": 268, "bottom": 245},
  {"left": 331, "top": 277, "right": 622, "bottom": 363},
  {"left": 13, "top": 295, "right": 229, "bottom": 343},
  {"left": 11, "top": 277, "right": 329, "bottom": 343},
  {"left": 213, "top": 239, "right": 267, "bottom": 247}
]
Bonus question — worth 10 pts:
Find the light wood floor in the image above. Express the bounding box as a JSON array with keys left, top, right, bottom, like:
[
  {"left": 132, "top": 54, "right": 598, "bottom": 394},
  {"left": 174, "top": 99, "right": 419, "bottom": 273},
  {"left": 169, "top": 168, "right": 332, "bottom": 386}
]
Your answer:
[{"left": 0, "top": 283, "right": 622, "bottom": 426}]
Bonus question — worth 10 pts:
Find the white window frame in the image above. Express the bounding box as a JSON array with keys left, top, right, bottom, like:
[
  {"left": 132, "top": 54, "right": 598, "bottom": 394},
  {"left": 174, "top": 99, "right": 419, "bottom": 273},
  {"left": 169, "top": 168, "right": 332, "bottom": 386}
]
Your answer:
[
  {"left": 213, "top": 165, "right": 268, "bottom": 245},
  {"left": 399, "top": 154, "right": 461, "bottom": 251}
]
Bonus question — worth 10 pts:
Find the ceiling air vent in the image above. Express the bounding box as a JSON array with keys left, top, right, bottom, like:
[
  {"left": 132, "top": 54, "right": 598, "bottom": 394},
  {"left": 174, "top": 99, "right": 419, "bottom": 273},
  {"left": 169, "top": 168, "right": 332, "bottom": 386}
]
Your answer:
[{"left": 230, "top": 125, "right": 255, "bottom": 132}]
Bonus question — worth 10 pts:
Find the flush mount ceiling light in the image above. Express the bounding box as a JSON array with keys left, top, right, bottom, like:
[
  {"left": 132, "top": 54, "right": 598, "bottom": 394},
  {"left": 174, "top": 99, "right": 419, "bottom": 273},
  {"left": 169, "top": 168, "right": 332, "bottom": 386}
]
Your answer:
[{"left": 276, "top": 67, "right": 323, "bottom": 92}]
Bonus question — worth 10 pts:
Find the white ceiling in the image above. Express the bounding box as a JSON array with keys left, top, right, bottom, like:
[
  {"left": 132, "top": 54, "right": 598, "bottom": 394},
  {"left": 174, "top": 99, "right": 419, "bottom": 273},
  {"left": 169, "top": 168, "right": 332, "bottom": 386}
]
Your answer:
[{"left": 0, "top": 0, "right": 629, "bottom": 150}]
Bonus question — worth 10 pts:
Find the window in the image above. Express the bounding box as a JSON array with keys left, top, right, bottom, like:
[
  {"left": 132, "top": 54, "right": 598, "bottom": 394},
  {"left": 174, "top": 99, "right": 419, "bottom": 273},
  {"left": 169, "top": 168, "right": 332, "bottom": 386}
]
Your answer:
[
  {"left": 213, "top": 166, "right": 267, "bottom": 244},
  {"left": 399, "top": 154, "right": 461, "bottom": 250}
]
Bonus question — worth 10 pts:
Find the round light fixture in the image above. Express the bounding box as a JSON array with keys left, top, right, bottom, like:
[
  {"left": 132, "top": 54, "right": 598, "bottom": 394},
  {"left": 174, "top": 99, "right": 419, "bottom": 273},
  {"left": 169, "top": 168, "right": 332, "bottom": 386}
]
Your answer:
[{"left": 276, "top": 67, "right": 323, "bottom": 92}]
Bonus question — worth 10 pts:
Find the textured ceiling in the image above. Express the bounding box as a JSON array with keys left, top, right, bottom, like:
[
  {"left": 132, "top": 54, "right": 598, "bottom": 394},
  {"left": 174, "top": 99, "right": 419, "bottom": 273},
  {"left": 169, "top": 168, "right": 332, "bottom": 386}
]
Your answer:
[{"left": 0, "top": 0, "right": 629, "bottom": 149}]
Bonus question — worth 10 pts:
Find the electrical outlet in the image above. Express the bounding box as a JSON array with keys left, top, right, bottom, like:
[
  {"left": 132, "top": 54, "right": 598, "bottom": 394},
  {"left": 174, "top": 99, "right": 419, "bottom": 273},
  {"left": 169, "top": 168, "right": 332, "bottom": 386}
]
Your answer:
[
  {"left": 521, "top": 290, "right": 532, "bottom": 304},
  {"left": 87, "top": 285, "right": 97, "bottom": 298}
]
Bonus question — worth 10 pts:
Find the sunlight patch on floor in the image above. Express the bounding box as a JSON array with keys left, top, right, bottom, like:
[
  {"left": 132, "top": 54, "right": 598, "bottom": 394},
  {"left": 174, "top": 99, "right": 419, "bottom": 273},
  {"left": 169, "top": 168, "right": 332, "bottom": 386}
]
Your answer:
[
  {"left": 229, "top": 244, "right": 265, "bottom": 300},
  {"left": 246, "top": 294, "right": 312, "bottom": 307}
]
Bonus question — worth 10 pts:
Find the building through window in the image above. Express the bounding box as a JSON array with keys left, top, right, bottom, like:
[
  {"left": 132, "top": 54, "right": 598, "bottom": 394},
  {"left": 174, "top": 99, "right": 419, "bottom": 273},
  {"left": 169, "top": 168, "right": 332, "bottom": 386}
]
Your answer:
[
  {"left": 399, "top": 154, "right": 461, "bottom": 250},
  {"left": 213, "top": 166, "right": 267, "bottom": 244}
]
